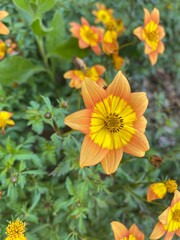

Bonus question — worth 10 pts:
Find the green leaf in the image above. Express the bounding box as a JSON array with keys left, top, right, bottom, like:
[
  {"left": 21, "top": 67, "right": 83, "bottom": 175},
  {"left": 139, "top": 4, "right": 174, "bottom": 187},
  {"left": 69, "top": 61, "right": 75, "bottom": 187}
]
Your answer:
[
  {"left": 13, "top": 0, "right": 34, "bottom": 20},
  {"left": 48, "top": 38, "right": 90, "bottom": 60},
  {"left": 65, "top": 177, "right": 75, "bottom": 196},
  {"left": 0, "top": 56, "right": 46, "bottom": 86},
  {"left": 46, "top": 11, "right": 66, "bottom": 52},
  {"left": 31, "top": 18, "right": 52, "bottom": 37},
  {"left": 36, "top": 0, "right": 57, "bottom": 17}
]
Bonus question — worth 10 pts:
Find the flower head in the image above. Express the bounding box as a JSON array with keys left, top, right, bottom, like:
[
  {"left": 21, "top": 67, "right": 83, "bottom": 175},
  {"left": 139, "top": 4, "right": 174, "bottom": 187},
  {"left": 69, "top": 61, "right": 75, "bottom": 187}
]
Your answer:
[
  {"left": 70, "top": 17, "right": 103, "bottom": 55},
  {"left": 0, "top": 111, "right": 15, "bottom": 134},
  {"left": 92, "top": 3, "right": 113, "bottom": 25},
  {"left": 0, "top": 39, "right": 6, "bottom": 59},
  {"left": 0, "top": 11, "right": 9, "bottom": 35},
  {"left": 147, "top": 179, "right": 178, "bottom": 202},
  {"left": 112, "top": 54, "right": 124, "bottom": 70},
  {"left": 133, "top": 8, "right": 165, "bottom": 65},
  {"left": 5, "top": 219, "right": 27, "bottom": 240},
  {"left": 64, "top": 71, "right": 149, "bottom": 174},
  {"left": 150, "top": 190, "right": 180, "bottom": 240},
  {"left": 111, "top": 221, "right": 144, "bottom": 240},
  {"left": 64, "top": 58, "right": 106, "bottom": 89}
]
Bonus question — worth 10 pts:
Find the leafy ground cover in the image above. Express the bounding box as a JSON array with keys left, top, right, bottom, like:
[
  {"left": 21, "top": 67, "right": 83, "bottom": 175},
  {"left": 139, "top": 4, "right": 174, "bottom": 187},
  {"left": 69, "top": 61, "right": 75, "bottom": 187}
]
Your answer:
[{"left": 0, "top": 0, "right": 179, "bottom": 239}]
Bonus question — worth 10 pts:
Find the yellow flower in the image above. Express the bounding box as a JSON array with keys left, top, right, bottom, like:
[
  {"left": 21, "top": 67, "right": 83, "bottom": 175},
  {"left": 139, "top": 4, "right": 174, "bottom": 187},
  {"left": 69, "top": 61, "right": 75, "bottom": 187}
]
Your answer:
[
  {"left": 0, "top": 111, "right": 15, "bottom": 134},
  {"left": 111, "top": 221, "right": 144, "bottom": 240},
  {"left": 92, "top": 3, "right": 113, "bottom": 25},
  {"left": 147, "top": 179, "right": 178, "bottom": 202},
  {"left": 5, "top": 219, "right": 27, "bottom": 240},
  {"left": 0, "top": 39, "right": 6, "bottom": 60},
  {"left": 133, "top": 8, "right": 165, "bottom": 65},
  {"left": 64, "top": 71, "right": 149, "bottom": 174},
  {"left": 0, "top": 11, "right": 9, "bottom": 35},
  {"left": 64, "top": 58, "right": 106, "bottom": 89},
  {"left": 150, "top": 190, "right": 180, "bottom": 240}
]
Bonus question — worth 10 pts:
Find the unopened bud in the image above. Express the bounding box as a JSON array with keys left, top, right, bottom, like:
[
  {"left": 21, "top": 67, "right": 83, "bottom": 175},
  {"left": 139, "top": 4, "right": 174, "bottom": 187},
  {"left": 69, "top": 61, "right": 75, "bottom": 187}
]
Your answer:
[
  {"left": 44, "top": 112, "right": 52, "bottom": 119},
  {"left": 11, "top": 176, "right": 18, "bottom": 183},
  {"left": 150, "top": 155, "right": 164, "bottom": 168}
]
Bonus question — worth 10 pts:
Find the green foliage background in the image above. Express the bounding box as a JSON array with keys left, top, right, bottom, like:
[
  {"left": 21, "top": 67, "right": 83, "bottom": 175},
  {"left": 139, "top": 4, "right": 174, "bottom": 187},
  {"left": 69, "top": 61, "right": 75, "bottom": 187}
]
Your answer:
[{"left": 0, "top": 0, "right": 179, "bottom": 239}]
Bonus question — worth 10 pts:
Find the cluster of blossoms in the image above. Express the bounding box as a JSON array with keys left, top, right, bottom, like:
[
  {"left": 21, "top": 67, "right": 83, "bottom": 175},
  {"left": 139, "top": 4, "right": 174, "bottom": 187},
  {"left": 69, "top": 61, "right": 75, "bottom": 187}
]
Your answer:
[
  {"left": 0, "top": 38, "right": 17, "bottom": 60},
  {"left": 5, "top": 219, "right": 27, "bottom": 240}
]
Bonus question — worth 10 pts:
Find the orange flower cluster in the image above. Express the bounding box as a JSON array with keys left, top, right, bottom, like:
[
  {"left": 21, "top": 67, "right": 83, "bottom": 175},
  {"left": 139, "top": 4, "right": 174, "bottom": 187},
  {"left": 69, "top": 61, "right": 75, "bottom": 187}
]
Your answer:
[
  {"left": 0, "top": 39, "right": 17, "bottom": 60},
  {"left": 133, "top": 8, "right": 165, "bottom": 65}
]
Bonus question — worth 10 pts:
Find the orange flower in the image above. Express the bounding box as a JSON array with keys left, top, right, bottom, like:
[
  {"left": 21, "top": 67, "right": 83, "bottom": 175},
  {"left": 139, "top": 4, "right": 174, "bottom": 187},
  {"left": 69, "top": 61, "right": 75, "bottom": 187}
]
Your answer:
[
  {"left": 92, "top": 3, "right": 113, "bottom": 25},
  {"left": 133, "top": 8, "right": 165, "bottom": 65},
  {"left": 64, "top": 71, "right": 149, "bottom": 174},
  {"left": 0, "top": 111, "right": 15, "bottom": 134},
  {"left": 64, "top": 64, "right": 106, "bottom": 89},
  {"left": 102, "top": 39, "right": 119, "bottom": 55},
  {"left": 111, "top": 221, "right": 144, "bottom": 240},
  {"left": 0, "top": 11, "right": 9, "bottom": 35},
  {"left": 150, "top": 190, "right": 180, "bottom": 240},
  {"left": 70, "top": 17, "right": 103, "bottom": 55},
  {"left": 147, "top": 179, "right": 178, "bottom": 202},
  {"left": 0, "top": 39, "right": 6, "bottom": 59}
]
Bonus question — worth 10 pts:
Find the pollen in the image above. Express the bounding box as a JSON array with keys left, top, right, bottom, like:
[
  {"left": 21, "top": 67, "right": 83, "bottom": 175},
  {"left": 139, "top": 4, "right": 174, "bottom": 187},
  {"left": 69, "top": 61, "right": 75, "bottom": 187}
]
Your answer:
[
  {"left": 105, "top": 113, "right": 124, "bottom": 133},
  {"left": 172, "top": 209, "right": 180, "bottom": 222},
  {"left": 166, "top": 179, "right": 178, "bottom": 193},
  {"left": 5, "top": 219, "right": 27, "bottom": 239}
]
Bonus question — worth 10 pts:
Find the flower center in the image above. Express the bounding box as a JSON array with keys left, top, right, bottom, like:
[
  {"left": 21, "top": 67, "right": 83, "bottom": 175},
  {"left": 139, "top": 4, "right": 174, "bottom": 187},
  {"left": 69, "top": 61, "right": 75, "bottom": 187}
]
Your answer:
[
  {"left": 165, "top": 179, "right": 178, "bottom": 193},
  {"left": 142, "top": 21, "right": 159, "bottom": 50},
  {"left": 172, "top": 209, "right": 180, "bottom": 222},
  {"left": 90, "top": 95, "right": 137, "bottom": 150},
  {"left": 105, "top": 113, "right": 124, "bottom": 133},
  {"left": 80, "top": 25, "right": 98, "bottom": 46}
]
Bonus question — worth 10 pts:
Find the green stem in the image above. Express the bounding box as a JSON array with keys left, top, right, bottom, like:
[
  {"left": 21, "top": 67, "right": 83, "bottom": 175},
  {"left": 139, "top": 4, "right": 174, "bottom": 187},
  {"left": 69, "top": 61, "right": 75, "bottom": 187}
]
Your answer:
[{"left": 119, "top": 41, "right": 135, "bottom": 50}]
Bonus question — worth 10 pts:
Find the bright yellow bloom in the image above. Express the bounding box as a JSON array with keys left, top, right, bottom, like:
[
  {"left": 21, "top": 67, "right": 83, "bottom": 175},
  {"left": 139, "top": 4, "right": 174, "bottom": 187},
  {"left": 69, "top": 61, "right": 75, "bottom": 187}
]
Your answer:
[
  {"left": 64, "top": 71, "right": 149, "bottom": 174},
  {"left": 150, "top": 190, "right": 180, "bottom": 240},
  {"left": 0, "top": 39, "right": 6, "bottom": 59},
  {"left": 133, "top": 8, "right": 165, "bottom": 65},
  {"left": 64, "top": 58, "right": 106, "bottom": 89},
  {"left": 0, "top": 11, "right": 9, "bottom": 35},
  {"left": 70, "top": 17, "right": 103, "bottom": 55},
  {"left": 92, "top": 3, "right": 113, "bottom": 25},
  {"left": 5, "top": 219, "right": 27, "bottom": 240},
  {"left": 147, "top": 179, "right": 178, "bottom": 202},
  {"left": 111, "top": 221, "right": 144, "bottom": 240},
  {"left": 0, "top": 111, "right": 15, "bottom": 134}
]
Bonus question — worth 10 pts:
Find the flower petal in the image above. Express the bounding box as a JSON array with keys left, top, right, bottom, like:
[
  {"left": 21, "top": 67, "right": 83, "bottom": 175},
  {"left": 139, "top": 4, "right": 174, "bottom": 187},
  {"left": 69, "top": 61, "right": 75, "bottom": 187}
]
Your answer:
[
  {"left": 133, "top": 26, "right": 143, "bottom": 41},
  {"left": 157, "top": 41, "right": 165, "bottom": 54},
  {"left": 158, "top": 207, "right": 170, "bottom": 225},
  {"left": 91, "top": 45, "right": 101, "bottom": 55},
  {"left": 0, "top": 11, "right": 9, "bottom": 20},
  {"left": 128, "top": 92, "right": 148, "bottom": 118},
  {"left": 107, "top": 71, "right": 131, "bottom": 100},
  {"left": 101, "top": 148, "right": 123, "bottom": 175},
  {"left": 164, "top": 232, "right": 175, "bottom": 240},
  {"left": 111, "top": 221, "right": 128, "bottom": 240},
  {"left": 144, "top": 8, "right": 151, "bottom": 25},
  {"left": 0, "top": 22, "right": 9, "bottom": 35},
  {"left": 81, "top": 17, "right": 89, "bottom": 26},
  {"left": 79, "top": 38, "right": 89, "bottom": 48},
  {"left": 151, "top": 8, "right": 160, "bottom": 24},
  {"left": 82, "top": 78, "right": 107, "bottom": 108},
  {"left": 148, "top": 52, "right": 158, "bottom": 65},
  {"left": 171, "top": 190, "right": 180, "bottom": 206},
  {"left": 94, "top": 65, "right": 106, "bottom": 75},
  {"left": 80, "top": 135, "right": 108, "bottom": 167},
  {"left": 64, "top": 109, "right": 92, "bottom": 134},
  {"left": 158, "top": 26, "right": 165, "bottom": 39},
  {"left": 133, "top": 116, "right": 147, "bottom": 133},
  {"left": 149, "top": 221, "right": 166, "bottom": 239},
  {"left": 129, "top": 224, "right": 144, "bottom": 240},
  {"left": 124, "top": 131, "right": 149, "bottom": 157}
]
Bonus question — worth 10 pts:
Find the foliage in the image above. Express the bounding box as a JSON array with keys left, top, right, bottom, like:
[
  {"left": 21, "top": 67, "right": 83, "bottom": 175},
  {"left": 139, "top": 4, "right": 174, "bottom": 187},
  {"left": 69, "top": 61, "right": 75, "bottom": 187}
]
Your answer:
[{"left": 0, "top": 0, "right": 179, "bottom": 239}]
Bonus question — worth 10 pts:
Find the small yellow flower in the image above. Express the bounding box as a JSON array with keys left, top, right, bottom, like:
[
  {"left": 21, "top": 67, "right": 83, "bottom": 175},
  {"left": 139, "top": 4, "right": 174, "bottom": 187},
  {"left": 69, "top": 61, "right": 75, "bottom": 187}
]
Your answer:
[
  {"left": 147, "top": 179, "right": 178, "bottom": 202},
  {"left": 5, "top": 219, "right": 27, "bottom": 240},
  {"left": 0, "top": 111, "right": 15, "bottom": 134},
  {"left": 92, "top": 3, "right": 113, "bottom": 25}
]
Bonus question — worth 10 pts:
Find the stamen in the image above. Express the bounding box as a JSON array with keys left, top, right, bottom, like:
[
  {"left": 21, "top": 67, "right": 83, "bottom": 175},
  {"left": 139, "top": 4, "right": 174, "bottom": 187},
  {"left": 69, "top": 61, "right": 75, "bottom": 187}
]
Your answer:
[
  {"left": 172, "top": 209, "right": 180, "bottom": 222},
  {"left": 105, "top": 113, "right": 124, "bottom": 133}
]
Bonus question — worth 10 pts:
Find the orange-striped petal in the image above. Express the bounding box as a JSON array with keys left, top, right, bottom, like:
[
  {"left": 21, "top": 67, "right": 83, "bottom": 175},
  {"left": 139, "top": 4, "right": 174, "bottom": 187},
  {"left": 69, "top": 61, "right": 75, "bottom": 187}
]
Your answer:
[
  {"left": 129, "top": 224, "right": 144, "bottom": 240},
  {"left": 133, "top": 116, "right": 147, "bottom": 133},
  {"left": 0, "top": 11, "right": 9, "bottom": 20},
  {"left": 101, "top": 148, "right": 123, "bottom": 175},
  {"left": 164, "top": 232, "right": 175, "bottom": 240},
  {"left": 80, "top": 135, "right": 108, "bottom": 167},
  {"left": 149, "top": 221, "right": 166, "bottom": 239},
  {"left": 148, "top": 52, "right": 158, "bottom": 65},
  {"left": 158, "top": 208, "right": 170, "bottom": 225},
  {"left": 144, "top": 8, "right": 151, "bottom": 25},
  {"left": 133, "top": 26, "right": 143, "bottom": 41},
  {"left": 151, "top": 8, "right": 160, "bottom": 24},
  {"left": 124, "top": 131, "right": 149, "bottom": 157},
  {"left": 111, "top": 221, "right": 128, "bottom": 240},
  {"left": 82, "top": 78, "right": 107, "bottom": 108},
  {"left": 64, "top": 109, "right": 91, "bottom": 134},
  {"left": 107, "top": 71, "right": 130, "bottom": 100},
  {"left": 158, "top": 26, "right": 165, "bottom": 39},
  {"left": 128, "top": 92, "right": 148, "bottom": 118},
  {"left": 157, "top": 41, "right": 165, "bottom": 54},
  {"left": 0, "top": 22, "right": 9, "bottom": 35}
]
